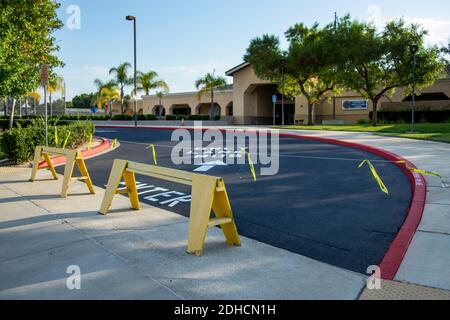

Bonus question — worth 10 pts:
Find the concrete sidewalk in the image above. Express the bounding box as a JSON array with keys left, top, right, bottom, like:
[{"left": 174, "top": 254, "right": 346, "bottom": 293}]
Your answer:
[{"left": 0, "top": 167, "right": 365, "bottom": 300}]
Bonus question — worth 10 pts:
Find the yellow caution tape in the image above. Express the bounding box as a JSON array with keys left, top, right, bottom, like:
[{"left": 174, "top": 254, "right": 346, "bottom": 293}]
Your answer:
[
  {"left": 62, "top": 131, "right": 71, "bottom": 149},
  {"left": 146, "top": 144, "right": 158, "bottom": 165},
  {"left": 396, "top": 161, "right": 442, "bottom": 178},
  {"left": 54, "top": 126, "right": 59, "bottom": 145},
  {"left": 241, "top": 148, "right": 257, "bottom": 182},
  {"left": 358, "top": 160, "right": 389, "bottom": 195}
]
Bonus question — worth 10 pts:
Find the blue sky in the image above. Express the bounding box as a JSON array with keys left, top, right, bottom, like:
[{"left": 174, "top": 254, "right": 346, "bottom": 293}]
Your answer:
[{"left": 54, "top": 0, "right": 450, "bottom": 100}]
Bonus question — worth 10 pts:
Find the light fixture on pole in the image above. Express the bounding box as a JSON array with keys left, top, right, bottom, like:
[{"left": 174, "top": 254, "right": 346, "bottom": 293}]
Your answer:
[
  {"left": 126, "top": 15, "right": 138, "bottom": 127},
  {"left": 280, "top": 56, "right": 286, "bottom": 126},
  {"left": 409, "top": 44, "right": 419, "bottom": 133}
]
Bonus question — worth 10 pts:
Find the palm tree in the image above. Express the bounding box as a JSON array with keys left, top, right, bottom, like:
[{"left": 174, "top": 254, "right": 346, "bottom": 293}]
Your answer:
[
  {"left": 195, "top": 71, "right": 227, "bottom": 120},
  {"left": 29, "top": 91, "right": 41, "bottom": 116},
  {"left": 136, "top": 71, "right": 169, "bottom": 96},
  {"left": 94, "top": 79, "right": 118, "bottom": 116},
  {"left": 96, "top": 87, "right": 120, "bottom": 117},
  {"left": 155, "top": 91, "right": 169, "bottom": 118},
  {"left": 109, "top": 62, "right": 132, "bottom": 114},
  {"left": 47, "top": 75, "right": 64, "bottom": 116}
]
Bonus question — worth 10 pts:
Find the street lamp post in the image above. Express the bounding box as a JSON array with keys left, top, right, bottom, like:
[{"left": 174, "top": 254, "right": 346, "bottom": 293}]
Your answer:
[
  {"left": 410, "top": 44, "right": 419, "bottom": 133},
  {"left": 280, "top": 57, "right": 286, "bottom": 126},
  {"left": 126, "top": 15, "right": 138, "bottom": 127}
]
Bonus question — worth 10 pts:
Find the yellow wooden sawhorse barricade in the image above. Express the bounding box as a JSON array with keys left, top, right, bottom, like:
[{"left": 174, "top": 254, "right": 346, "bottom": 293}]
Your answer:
[
  {"left": 99, "top": 159, "right": 241, "bottom": 256},
  {"left": 30, "top": 146, "right": 95, "bottom": 198}
]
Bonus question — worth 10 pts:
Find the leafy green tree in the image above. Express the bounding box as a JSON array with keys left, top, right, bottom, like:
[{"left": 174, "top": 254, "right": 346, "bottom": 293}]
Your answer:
[
  {"left": 0, "top": 0, "right": 64, "bottom": 128},
  {"left": 334, "top": 16, "right": 444, "bottom": 125},
  {"left": 245, "top": 23, "right": 337, "bottom": 125},
  {"left": 72, "top": 93, "right": 97, "bottom": 109},
  {"left": 136, "top": 71, "right": 169, "bottom": 96},
  {"left": 109, "top": 62, "right": 132, "bottom": 114},
  {"left": 195, "top": 71, "right": 227, "bottom": 120}
]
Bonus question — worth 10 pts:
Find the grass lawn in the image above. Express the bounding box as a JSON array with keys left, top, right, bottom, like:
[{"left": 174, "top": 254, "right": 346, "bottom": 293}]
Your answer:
[{"left": 274, "top": 123, "right": 450, "bottom": 143}]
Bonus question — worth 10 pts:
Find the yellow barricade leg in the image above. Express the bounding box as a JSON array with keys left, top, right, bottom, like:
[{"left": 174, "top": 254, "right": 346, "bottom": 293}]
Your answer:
[
  {"left": 30, "top": 147, "right": 43, "bottom": 181},
  {"left": 61, "top": 151, "right": 77, "bottom": 198},
  {"left": 75, "top": 153, "right": 95, "bottom": 195},
  {"left": 212, "top": 179, "right": 241, "bottom": 247},
  {"left": 187, "top": 175, "right": 240, "bottom": 256},
  {"left": 99, "top": 159, "right": 128, "bottom": 215},
  {"left": 123, "top": 170, "right": 140, "bottom": 210},
  {"left": 187, "top": 175, "right": 218, "bottom": 256},
  {"left": 43, "top": 153, "right": 58, "bottom": 180}
]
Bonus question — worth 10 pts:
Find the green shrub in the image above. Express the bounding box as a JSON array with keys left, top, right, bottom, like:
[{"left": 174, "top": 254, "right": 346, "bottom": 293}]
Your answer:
[
  {"left": 112, "top": 114, "right": 133, "bottom": 121},
  {"left": 166, "top": 115, "right": 177, "bottom": 120},
  {"left": 0, "top": 119, "right": 94, "bottom": 163},
  {"left": 357, "top": 119, "right": 369, "bottom": 125},
  {"left": 370, "top": 110, "right": 450, "bottom": 124},
  {"left": 214, "top": 115, "right": 221, "bottom": 121},
  {"left": 146, "top": 114, "right": 157, "bottom": 121},
  {"left": 187, "top": 115, "right": 202, "bottom": 121},
  {"left": 177, "top": 115, "right": 188, "bottom": 120}
]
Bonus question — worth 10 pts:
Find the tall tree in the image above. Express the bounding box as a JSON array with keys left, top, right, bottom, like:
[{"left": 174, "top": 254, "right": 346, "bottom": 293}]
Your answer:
[
  {"left": 245, "top": 23, "right": 337, "bottom": 125},
  {"left": 136, "top": 71, "right": 169, "bottom": 96},
  {"left": 195, "top": 71, "right": 227, "bottom": 120},
  {"left": 0, "top": 0, "right": 64, "bottom": 128},
  {"left": 93, "top": 79, "right": 118, "bottom": 115},
  {"left": 72, "top": 93, "right": 96, "bottom": 109},
  {"left": 47, "top": 74, "right": 64, "bottom": 115},
  {"left": 109, "top": 62, "right": 132, "bottom": 114},
  {"left": 155, "top": 90, "right": 169, "bottom": 118},
  {"left": 96, "top": 87, "right": 120, "bottom": 117},
  {"left": 334, "top": 16, "right": 444, "bottom": 125},
  {"left": 28, "top": 90, "right": 41, "bottom": 115}
]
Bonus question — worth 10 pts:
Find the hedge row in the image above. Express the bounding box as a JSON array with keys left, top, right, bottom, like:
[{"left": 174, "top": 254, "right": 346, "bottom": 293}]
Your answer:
[
  {"left": 166, "top": 115, "right": 221, "bottom": 121},
  {"left": 370, "top": 110, "right": 450, "bottom": 124},
  {"left": 0, "top": 119, "right": 71, "bottom": 130},
  {"left": 111, "top": 114, "right": 222, "bottom": 121},
  {"left": 0, "top": 120, "right": 95, "bottom": 163},
  {"left": 1, "top": 114, "right": 223, "bottom": 123},
  {"left": 0, "top": 115, "right": 110, "bottom": 121}
]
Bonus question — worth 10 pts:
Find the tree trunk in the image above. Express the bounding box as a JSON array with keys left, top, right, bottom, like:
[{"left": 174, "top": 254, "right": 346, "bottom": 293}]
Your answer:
[
  {"left": 19, "top": 98, "right": 22, "bottom": 117},
  {"left": 2, "top": 98, "right": 6, "bottom": 116},
  {"left": 8, "top": 98, "right": 16, "bottom": 129},
  {"left": 120, "top": 87, "right": 124, "bottom": 114},
  {"left": 49, "top": 93, "right": 53, "bottom": 116},
  {"left": 210, "top": 89, "right": 215, "bottom": 121},
  {"left": 371, "top": 98, "right": 379, "bottom": 126},
  {"left": 159, "top": 97, "right": 162, "bottom": 118},
  {"left": 109, "top": 101, "right": 113, "bottom": 118},
  {"left": 307, "top": 103, "right": 314, "bottom": 126}
]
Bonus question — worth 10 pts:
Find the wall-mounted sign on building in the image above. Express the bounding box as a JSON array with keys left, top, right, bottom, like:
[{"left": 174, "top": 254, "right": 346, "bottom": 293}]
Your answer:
[{"left": 342, "top": 100, "right": 368, "bottom": 111}]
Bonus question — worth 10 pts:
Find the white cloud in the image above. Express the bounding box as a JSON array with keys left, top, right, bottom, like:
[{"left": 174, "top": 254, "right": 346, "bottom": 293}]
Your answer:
[{"left": 366, "top": 5, "right": 450, "bottom": 46}]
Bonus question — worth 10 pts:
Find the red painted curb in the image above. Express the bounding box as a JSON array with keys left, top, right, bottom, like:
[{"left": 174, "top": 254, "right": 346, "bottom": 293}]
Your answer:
[
  {"left": 38, "top": 138, "right": 111, "bottom": 169},
  {"left": 96, "top": 125, "right": 426, "bottom": 279}
]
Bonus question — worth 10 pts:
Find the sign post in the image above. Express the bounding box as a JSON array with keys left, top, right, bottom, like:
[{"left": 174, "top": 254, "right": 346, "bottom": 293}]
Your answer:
[
  {"left": 40, "top": 65, "right": 49, "bottom": 147},
  {"left": 272, "top": 95, "right": 277, "bottom": 126}
]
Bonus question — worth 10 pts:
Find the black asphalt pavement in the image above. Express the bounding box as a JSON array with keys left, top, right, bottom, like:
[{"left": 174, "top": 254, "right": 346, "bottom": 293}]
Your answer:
[{"left": 64, "top": 127, "right": 412, "bottom": 274}]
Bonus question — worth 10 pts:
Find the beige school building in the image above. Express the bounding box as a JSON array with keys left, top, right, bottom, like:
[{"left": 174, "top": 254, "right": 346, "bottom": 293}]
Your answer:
[{"left": 118, "top": 62, "right": 450, "bottom": 125}]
